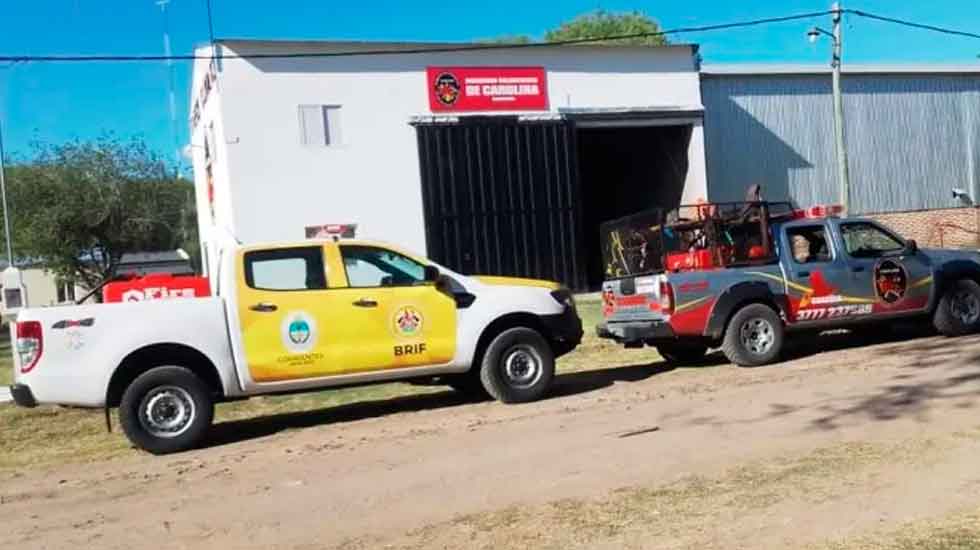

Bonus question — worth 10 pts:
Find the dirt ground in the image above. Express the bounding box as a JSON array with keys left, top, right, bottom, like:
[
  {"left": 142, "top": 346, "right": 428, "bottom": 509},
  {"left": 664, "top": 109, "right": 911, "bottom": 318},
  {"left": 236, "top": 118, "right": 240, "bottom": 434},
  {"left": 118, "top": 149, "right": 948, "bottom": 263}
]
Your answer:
[{"left": 3, "top": 327, "right": 980, "bottom": 550}]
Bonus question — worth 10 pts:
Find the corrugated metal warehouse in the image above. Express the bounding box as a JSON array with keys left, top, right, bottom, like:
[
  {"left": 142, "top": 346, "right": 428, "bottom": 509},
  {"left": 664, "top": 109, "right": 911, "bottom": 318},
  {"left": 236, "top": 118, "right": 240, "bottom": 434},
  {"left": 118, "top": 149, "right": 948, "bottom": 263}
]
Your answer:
[{"left": 701, "top": 65, "right": 980, "bottom": 247}]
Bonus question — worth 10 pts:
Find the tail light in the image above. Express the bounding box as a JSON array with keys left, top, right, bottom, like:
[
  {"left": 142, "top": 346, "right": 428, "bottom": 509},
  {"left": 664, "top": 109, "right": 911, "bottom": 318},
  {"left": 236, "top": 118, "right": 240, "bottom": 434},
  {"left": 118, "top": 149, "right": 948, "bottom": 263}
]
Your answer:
[
  {"left": 16, "top": 321, "right": 43, "bottom": 374},
  {"left": 601, "top": 289, "right": 615, "bottom": 317},
  {"left": 660, "top": 280, "right": 674, "bottom": 315}
]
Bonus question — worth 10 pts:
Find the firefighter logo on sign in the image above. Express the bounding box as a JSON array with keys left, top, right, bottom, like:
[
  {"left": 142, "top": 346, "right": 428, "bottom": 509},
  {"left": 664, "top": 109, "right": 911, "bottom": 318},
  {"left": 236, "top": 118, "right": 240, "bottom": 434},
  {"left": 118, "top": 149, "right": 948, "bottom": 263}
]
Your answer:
[
  {"left": 433, "top": 72, "right": 460, "bottom": 106},
  {"left": 874, "top": 259, "right": 908, "bottom": 305}
]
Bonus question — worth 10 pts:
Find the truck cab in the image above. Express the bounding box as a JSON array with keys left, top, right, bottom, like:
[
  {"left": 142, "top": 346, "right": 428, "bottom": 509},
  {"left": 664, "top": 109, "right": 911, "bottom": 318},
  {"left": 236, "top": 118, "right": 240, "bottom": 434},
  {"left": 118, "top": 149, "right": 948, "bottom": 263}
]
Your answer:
[{"left": 597, "top": 201, "right": 980, "bottom": 367}]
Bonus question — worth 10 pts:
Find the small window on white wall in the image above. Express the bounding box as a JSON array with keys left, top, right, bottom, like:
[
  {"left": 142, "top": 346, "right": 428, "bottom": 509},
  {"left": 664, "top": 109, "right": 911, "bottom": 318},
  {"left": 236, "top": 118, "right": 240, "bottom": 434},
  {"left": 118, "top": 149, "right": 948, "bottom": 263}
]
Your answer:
[{"left": 298, "top": 105, "right": 342, "bottom": 146}]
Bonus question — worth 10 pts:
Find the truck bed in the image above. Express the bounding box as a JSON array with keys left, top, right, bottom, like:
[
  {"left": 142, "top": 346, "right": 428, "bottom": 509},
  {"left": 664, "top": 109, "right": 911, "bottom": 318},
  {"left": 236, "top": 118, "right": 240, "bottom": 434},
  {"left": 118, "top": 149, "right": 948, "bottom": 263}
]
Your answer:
[{"left": 12, "top": 297, "right": 235, "bottom": 407}]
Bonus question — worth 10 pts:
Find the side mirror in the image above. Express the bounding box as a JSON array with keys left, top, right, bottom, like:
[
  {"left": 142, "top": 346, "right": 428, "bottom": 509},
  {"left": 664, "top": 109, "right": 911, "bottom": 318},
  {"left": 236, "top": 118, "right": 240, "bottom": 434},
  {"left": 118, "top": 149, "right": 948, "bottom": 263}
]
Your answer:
[
  {"left": 423, "top": 265, "right": 441, "bottom": 283},
  {"left": 904, "top": 239, "right": 918, "bottom": 255}
]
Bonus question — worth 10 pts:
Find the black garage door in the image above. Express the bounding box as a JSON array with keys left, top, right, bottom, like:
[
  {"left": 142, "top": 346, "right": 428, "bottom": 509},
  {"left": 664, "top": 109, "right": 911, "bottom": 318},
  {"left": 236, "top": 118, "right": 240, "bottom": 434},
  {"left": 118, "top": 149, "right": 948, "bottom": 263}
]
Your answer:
[{"left": 415, "top": 118, "right": 586, "bottom": 290}]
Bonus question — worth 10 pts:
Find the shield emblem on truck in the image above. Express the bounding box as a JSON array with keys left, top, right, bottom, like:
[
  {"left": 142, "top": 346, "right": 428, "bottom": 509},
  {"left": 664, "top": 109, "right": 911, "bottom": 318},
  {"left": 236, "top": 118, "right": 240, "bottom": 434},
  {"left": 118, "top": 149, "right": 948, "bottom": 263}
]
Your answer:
[
  {"left": 874, "top": 259, "right": 908, "bottom": 305},
  {"left": 288, "top": 319, "right": 311, "bottom": 345},
  {"left": 280, "top": 311, "right": 317, "bottom": 353}
]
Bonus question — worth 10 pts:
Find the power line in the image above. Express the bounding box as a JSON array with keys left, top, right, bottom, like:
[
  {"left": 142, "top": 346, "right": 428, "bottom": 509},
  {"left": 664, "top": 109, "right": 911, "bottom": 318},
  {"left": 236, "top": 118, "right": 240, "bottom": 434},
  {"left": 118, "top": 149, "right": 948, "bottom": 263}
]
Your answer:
[
  {"left": 0, "top": 10, "right": 834, "bottom": 63},
  {"left": 849, "top": 9, "right": 980, "bottom": 40}
]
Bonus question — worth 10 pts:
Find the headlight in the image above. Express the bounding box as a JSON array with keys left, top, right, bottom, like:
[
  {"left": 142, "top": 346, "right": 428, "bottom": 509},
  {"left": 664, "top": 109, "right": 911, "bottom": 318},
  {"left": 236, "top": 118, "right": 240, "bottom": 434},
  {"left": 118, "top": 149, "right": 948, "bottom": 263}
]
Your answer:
[{"left": 550, "top": 288, "right": 575, "bottom": 310}]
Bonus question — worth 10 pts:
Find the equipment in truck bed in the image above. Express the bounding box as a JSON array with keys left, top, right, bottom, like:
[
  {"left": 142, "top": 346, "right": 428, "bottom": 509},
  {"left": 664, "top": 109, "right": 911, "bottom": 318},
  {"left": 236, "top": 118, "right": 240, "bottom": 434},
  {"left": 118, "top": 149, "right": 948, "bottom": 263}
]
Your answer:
[{"left": 600, "top": 199, "right": 795, "bottom": 279}]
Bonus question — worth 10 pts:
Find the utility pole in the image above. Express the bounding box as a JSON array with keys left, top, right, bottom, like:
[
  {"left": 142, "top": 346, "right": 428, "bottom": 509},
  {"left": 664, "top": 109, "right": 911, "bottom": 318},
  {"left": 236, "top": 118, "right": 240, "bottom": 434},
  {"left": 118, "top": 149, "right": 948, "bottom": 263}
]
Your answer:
[
  {"left": 809, "top": 2, "right": 851, "bottom": 216},
  {"left": 0, "top": 118, "right": 14, "bottom": 267},
  {"left": 157, "top": 0, "right": 181, "bottom": 179},
  {"left": 830, "top": 3, "right": 850, "bottom": 217}
]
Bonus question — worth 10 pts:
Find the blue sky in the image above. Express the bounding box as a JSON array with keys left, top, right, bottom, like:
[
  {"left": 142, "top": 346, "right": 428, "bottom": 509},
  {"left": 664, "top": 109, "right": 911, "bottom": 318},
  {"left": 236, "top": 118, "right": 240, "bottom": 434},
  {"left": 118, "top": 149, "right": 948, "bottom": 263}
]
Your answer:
[{"left": 0, "top": 0, "right": 978, "bottom": 165}]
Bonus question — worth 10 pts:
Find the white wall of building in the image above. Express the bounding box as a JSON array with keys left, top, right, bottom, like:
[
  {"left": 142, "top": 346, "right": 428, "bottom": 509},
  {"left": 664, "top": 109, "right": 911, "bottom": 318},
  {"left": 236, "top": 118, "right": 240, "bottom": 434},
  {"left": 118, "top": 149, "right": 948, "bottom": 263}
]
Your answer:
[{"left": 191, "top": 41, "right": 706, "bottom": 257}]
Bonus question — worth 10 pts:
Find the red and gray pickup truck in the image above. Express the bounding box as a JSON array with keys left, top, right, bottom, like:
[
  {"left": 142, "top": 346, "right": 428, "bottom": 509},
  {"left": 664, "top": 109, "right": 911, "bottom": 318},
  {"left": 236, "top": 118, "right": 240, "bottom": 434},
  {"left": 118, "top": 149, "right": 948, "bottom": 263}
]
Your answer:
[{"left": 597, "top": 201, "right": 980, "bottom": 366}]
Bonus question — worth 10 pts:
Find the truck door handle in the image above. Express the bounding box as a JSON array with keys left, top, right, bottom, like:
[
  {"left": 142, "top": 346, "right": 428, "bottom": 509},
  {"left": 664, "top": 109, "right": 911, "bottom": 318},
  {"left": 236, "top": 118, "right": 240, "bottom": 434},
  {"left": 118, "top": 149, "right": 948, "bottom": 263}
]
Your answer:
[
  {"left": 353, "top": 298, "right": 378, "bottom": 308},
  {"left": 852, "top": 266, "right": 866, "bottom": 273},
  {"left": 249, "top": 302, "right": 278, "bottom": 313},
  {"left": 797, "top": 271, "right": 810, "bottom": 278}
]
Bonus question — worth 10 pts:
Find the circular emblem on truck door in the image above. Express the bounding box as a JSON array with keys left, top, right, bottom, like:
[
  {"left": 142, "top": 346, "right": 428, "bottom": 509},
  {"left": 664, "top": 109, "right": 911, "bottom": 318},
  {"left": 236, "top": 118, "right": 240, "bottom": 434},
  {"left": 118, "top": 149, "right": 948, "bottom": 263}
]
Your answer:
[
  {"left": 874, "top": 259, "right": 908, "bottom": 305},
  {"left": 281, "top": 311, "right": 317, "bottom": 353},
  {"left": 392, "top": 306, "right": 424, "bottom": 338}
]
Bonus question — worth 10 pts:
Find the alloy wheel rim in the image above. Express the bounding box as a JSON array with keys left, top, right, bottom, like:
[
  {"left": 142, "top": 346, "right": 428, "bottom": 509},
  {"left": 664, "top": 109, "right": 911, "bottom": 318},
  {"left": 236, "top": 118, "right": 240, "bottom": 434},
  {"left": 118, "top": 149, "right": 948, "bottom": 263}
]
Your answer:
[{"left": 740, "top": 318, "right": 775, "bottom": 355}]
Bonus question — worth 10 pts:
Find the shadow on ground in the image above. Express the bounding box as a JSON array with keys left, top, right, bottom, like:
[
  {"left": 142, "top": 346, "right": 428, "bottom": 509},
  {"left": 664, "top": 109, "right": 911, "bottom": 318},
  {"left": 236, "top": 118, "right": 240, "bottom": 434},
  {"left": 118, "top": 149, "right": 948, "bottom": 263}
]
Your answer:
[
  {"left": 205, "top": 362, "right": 675, "bottom": 449},
  {"left": 806, "top": 334, "right": 980, "bottom": 430},
  {"left": 769, "top": 331, "right": 979, "bottom": 431},
  {"left": 664, "top": 325, "right": 980, "bottom": 433},
  {"left": 208, "top": 325, "right": 980, "bottom": 448}
]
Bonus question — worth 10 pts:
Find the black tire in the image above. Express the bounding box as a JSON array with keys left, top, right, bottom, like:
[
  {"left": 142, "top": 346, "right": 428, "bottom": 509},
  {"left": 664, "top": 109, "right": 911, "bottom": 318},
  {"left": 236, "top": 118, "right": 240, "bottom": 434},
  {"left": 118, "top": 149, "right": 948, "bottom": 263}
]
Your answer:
[
  {"left": 119, "top": 366, "right": 215, "bottom": 455},
  {"left": 656, "top": 343, "right": 708, "bottom": 365},
  {"left": 479, "top": 327, "right": 555, "bottom": 404},
  {"left": 721, "top": 303, "right": 785, "bottom": 367},
  {"left": 933, "top": 279, "right": 980, "bottom": 337}
]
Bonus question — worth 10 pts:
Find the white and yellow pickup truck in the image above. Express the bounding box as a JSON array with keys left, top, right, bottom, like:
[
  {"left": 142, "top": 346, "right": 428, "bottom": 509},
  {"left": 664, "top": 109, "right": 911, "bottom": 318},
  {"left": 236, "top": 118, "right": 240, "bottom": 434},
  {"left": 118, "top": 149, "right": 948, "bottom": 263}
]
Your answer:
[{"left": 5, "top": 237, "right": 582, "bottom": 454}]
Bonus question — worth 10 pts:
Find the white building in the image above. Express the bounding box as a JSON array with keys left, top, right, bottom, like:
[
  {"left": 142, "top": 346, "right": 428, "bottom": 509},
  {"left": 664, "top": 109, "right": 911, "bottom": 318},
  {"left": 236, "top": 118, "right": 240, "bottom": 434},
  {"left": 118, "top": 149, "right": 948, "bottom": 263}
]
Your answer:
[{"left": 190, "top": 40, "right": 707, "bottom": 289}]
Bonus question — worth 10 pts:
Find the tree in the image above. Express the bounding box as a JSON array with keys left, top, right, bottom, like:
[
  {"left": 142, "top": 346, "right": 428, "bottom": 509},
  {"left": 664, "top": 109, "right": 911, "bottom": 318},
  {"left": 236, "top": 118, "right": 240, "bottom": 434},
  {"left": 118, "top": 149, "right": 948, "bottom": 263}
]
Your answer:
[
  {"left": 545, "top": 10, "right": 668, "bottom": 46},
  {"left": 478, "top": 34, "right": 534, "bottom": 45},
  {"left": 5, "top": 137, "right": 199, "bottom": 291},
  {"left": 483, "top": 10, "right": 668, "bottom": 47}
]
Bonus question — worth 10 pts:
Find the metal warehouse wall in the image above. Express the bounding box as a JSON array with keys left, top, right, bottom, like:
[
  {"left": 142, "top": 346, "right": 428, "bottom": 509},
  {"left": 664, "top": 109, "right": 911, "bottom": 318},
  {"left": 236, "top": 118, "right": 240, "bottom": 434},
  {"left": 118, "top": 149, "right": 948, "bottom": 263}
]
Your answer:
[{"left": 701, "top": 72, "right": 980, "bottom": 214}]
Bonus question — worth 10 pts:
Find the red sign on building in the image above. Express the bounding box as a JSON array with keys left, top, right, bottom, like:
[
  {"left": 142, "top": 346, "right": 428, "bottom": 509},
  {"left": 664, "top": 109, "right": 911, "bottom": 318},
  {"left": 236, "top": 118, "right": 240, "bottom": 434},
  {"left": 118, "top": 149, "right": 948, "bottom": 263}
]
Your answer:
[{"left": 427, "top": 66, "right": 549, "bottom": 112}]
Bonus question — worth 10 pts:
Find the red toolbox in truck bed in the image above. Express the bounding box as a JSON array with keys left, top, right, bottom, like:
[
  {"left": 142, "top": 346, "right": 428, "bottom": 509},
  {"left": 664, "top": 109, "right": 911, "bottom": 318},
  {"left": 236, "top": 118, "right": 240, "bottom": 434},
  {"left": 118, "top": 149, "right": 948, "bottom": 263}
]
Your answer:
[{"left": 103, "top": 273, "right": 211, "bottom": 303}]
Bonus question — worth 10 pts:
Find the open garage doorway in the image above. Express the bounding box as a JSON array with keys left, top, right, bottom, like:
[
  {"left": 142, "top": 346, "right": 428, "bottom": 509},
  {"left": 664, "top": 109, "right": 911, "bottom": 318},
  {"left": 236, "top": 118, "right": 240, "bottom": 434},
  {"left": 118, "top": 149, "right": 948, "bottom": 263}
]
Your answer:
[
  {"left": 414, "top": 116, "right": 699, "bottom": 291},
  {"left": 576, "top": 123, "right": 693, "bottom": 289}
]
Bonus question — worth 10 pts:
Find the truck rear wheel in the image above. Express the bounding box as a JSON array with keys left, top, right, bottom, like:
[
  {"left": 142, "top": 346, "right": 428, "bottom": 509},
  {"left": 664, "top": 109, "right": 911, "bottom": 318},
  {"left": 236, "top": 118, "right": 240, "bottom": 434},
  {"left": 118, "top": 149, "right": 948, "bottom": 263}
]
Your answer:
[
  {"left": 479, "top": 327, "right": 555, "bottom": 404},
  {"left": 655, "top": 343, "right": 708, "bottom": 365},
  {"left": 933, "top": 279, "right": 980, "bottom": 336},
  {"left": 721, "top": 303, "right": 784, "bottom": 367},
  {"left": 119, "top": 366, "right": 215, "bottom": 455}
]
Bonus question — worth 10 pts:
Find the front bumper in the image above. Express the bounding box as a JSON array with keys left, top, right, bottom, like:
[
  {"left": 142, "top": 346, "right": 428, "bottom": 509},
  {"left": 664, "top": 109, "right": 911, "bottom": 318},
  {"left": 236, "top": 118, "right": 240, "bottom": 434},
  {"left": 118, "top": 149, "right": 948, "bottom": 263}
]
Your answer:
[
  {"left": 9, "top": 384, "right": 37, "bottom": 408},
  {"left": 541, "top": 307, "right": 585, "bottom": 358},
  {"left": 596, "top": 320, "right": 675, "bottom": 344}
]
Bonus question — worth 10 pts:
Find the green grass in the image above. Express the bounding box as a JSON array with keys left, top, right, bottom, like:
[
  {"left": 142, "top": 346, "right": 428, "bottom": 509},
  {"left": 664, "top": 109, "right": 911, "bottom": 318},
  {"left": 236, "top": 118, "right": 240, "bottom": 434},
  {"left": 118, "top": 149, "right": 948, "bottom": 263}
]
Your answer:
[{"left": 0, "top": 332, "right": 11, "bottom": 386}]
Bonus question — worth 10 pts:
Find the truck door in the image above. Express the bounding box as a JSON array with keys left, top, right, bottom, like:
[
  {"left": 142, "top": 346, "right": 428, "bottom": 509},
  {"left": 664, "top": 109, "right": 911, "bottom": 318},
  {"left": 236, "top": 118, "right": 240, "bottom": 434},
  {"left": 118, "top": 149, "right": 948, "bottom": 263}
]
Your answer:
[
  {"left": 236, "top": 245, "right": 339, "bottom": 383},
  {"left": 837, "top": 221, "right": 933, "bottom": 316},
  {"left": 334, "top": 244, "right": 457, "bottom": 370},
  {"left": 235, "top": 244, "right": 458, "bottom": 384},
  {"left": 783, "top": 222, "right": 873, "bottom": 325}
]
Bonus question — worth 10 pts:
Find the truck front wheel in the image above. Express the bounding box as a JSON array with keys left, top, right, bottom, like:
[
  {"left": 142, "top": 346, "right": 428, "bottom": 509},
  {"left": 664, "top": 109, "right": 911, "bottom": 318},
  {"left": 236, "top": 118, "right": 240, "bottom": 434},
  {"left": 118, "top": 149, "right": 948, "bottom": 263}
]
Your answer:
[
  {"left": 479, "top": 327, "right": 555, "bottom": 404},
  {"left": 721, "top": 304, "right": 785, "bottom": 367},
  {"left": 933, "top": 279, "right": 980, "bottom": 336},
  {"left": 119, "top": 366, "right": 215, "bottom": 455}
]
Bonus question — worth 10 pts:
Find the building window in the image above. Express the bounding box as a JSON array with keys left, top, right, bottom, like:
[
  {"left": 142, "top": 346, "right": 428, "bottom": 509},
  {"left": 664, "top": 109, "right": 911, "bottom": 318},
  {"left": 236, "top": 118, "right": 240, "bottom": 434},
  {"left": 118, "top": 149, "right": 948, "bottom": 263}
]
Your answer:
[
  {"left": 56, "top": 281, "right": 76, "bottom": 304},
  {"left": 298, "top": 105, "right": 342, "bottom": 147}
]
